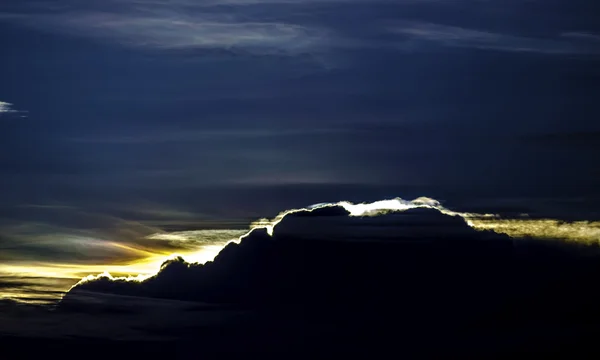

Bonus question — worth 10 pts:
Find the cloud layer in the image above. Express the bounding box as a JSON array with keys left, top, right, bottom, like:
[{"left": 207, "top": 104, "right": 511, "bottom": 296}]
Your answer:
[
  {"left": 2, "top": 0, "right": 600, "bottom": 57},
  {"left": 61, "top": 200, "right": 600, "bottom": 340},
  {"left": 1, "top": 3, "right": 329, "bottom": 55},
  {"left": 57, "top": 199, "right": 600, "bottom": 348}
]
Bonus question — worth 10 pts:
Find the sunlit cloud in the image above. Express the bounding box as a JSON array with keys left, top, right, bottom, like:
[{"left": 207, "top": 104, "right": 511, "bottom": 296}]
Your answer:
[
  {"left": 0, "top": 277, "right": 72, "bottom": 305},
  {"left": 469, "top": 218, "right": 600, "bottom": 244},
  {"left": 0, "top": 227, "right": 247, "bottom": 301}
]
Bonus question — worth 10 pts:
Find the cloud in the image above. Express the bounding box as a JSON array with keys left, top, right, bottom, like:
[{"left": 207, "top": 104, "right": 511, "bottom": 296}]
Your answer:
[
  {"left": 0, "top": 101, "right": 16, "bottom": 113},
  {"left": 0, "top": 101, "right": 26, "bottom": 117},
  {"left": 67, "top": 202, "right": 517, "bottom": 305},
  {"left": 65, "top": 196, "right": 600, "bottom": 293},
  {"left": 390, "top": 22, "right": 600, "bottom": 55},
  {"left": 561, "top": 32, "right": 600, "bottom": 42},
  {"left": 0, "top": 276, "right": 73, "bottom": 305},
  {"left": 0, "top": 204, "right": 236, "bottom": 259},
  {"left": 0, "top": 4, "right": 329, "bottom": 55},
  {"left": 3, "top": 0, "right": 600, "bottom": 59},
  {"left": 68, "top": 128, "right": 347, "bottom": 144},
  {"left": 0, "top": 204, "right": 247, "bottom": 297},
  {"left": 250, "top": 196, "right": 496, "bottom": 235},
  {"left": 59, "top": 203, "right": 600, "bottom": 341},
  {"left": 2, "top": 196, "right": 599, "bottom": 306},
  {"left": 470, "top": 217, "right": 600, "bottom": 244}
]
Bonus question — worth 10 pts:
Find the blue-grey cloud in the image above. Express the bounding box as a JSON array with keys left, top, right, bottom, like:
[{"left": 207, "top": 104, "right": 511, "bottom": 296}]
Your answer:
[
  {"left": 68, "top": 127, "right": 349, "bottom": 144},
  {"left": 390, "top": 22, "right": 600, "bottom": 55},
  {"left": 561, "top": 32, "right": 600, "bottom": 42},
  {"left": 3, "top": 0, "right": 600, "bottom": 58},
  {"left": 0, "top": 5, "right": 330, "bottom": 55}
]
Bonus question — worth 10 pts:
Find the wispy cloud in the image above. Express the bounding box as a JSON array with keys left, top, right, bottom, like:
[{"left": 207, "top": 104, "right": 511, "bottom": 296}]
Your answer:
[
  {"left": 68, "top": 127, "right": 347, "bottom": 144},
  {"left": 0, "top": 2, "right": 330, "bottom": 55},
  {"left": 0, "top": 101, "right": 15, "bottom": 113},
  {"left": 2, "top": 1, "right": 599, "bottom": 58},
  {"left": 561, "top": 32, "right": 600, "bottom": 42},
  {"left": 391, "top": 22, "right": 600, "bottom": 55},
  {"left": 0, "top": 101, "right": 27, "bottom": 118}
]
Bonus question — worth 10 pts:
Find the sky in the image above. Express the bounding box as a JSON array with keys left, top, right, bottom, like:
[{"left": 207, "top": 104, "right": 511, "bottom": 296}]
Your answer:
[{"left": 1, "top": 0, "right": 600, "bottom": 302}]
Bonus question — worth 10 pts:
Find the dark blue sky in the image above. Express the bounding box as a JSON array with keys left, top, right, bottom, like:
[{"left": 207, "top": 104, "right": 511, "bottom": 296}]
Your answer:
[{"left": 1, "top": 0, "right": 600, "bottom": 242}]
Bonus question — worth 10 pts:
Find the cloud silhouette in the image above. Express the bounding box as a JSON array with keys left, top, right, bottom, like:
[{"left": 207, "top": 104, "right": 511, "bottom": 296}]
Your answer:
[
  {"left": 64, "top": 198, "right": 600, "bottom": 331},
  {"left": 67, "top": 205, "right": 517, "bottom": 310}
]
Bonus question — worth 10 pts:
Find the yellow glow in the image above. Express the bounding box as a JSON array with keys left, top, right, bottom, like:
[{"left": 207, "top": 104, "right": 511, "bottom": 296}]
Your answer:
[
  {"left": 0, "top": 257, "right": 163, "bottom": 280},
  {"left": 0, "top": 229, "right": 248, "bottom": 303},
  {"left": 469, "top": 218, "right": 600, "bottom": 244}
]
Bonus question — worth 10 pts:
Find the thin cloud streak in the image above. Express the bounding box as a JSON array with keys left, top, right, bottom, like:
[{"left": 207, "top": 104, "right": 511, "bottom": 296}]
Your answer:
[
  {"left": 0, "top": 9, "right": 329, "bottom": 55},
  {"left": 0, "top": 101, "right": 16, "bottom": 113},
  {"left": 68, "top": 128, "right": 349, "bottom": 144},
  {"left": 0, "top": 101, "right": 26, "bottom": 117},
  {"left": 391, "top": 22, "right": 600, "bottom": 55}
]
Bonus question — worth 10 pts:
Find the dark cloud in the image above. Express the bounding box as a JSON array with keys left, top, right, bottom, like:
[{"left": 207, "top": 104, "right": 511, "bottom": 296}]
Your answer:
[
  {"left": 66, "top": 206, "right": 507, "bottom": 308},
  {"left": 66, "top": 204, "right": 600, "bottom": 331}
]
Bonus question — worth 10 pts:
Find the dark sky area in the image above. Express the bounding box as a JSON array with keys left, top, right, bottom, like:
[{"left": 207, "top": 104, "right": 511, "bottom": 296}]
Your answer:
[{"left": 1, "top": 0, "right": 600, "bottom": 269}]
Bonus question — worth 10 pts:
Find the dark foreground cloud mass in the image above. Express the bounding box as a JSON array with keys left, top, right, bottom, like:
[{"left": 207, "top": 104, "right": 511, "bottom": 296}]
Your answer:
[{"left": 66, "top": 205, "right": 600, "bottom": 328}]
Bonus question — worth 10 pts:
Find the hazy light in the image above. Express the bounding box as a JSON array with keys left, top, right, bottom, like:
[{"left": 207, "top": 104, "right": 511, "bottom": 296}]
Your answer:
[
  {"left": 470, "top": 218, "right": 600, "bottom": 244},
  {"left": 71, "top": 230, "right": 246, "bottom": 288}
]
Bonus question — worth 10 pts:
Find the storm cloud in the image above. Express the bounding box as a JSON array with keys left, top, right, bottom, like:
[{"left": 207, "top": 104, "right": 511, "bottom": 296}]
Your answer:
[{"left": 64, "top": 200, "right": 600, "bottom": 334}]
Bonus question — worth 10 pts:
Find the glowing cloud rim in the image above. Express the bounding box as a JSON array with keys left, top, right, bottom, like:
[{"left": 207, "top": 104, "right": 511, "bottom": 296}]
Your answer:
[{"left": 250, "top": 196, "right": 497, "bottom": 235}]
